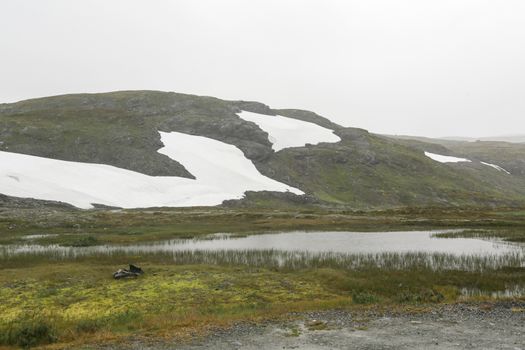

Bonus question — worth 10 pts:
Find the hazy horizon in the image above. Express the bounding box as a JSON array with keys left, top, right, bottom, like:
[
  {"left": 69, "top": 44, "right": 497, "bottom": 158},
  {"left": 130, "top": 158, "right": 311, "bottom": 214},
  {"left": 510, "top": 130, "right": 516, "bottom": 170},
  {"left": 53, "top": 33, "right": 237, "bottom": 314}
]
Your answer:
[{"left": 1, "top": 0, "right": 524, "bottom": 138}]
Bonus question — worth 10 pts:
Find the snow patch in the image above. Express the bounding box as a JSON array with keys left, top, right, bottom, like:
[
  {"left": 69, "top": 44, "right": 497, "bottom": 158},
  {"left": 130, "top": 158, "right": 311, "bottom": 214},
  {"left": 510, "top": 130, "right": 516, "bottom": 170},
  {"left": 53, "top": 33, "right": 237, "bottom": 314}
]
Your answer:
[
  {"left": 0, "top": 131, "right": 303, "bottom": 209},
  {"left": 237, "top": 111, "right": 341, "bottom": 151},
  {"left": 424, "top": 152, "right": 472, "bottom": 163},
  {"left": 425, "top": 152, "right": 511, "bottom": 174},
  {"left": 480, "top": 161, "right": 511, "bottom": 174}
]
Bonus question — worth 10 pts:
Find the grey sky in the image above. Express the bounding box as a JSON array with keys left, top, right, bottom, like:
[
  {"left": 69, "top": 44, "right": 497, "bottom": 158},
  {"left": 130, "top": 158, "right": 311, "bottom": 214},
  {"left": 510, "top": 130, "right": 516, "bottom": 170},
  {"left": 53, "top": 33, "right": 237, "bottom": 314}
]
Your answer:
[{"left": 1, "top": 0, "right": 524, "bottom": 137}]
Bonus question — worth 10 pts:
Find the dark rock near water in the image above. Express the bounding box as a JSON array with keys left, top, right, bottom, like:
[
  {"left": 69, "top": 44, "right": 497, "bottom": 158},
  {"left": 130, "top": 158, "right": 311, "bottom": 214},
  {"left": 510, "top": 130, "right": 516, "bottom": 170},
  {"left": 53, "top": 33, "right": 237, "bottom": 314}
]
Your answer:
[{"left": 113, "top": 264, "right": 144, "bottom": 279}]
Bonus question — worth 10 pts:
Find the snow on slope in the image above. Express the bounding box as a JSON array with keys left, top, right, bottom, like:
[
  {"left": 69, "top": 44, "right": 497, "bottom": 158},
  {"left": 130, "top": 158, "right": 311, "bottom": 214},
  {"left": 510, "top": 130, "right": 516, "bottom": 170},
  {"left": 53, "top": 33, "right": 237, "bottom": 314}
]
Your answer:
[
  {"left": 424, "top": 152, "right": 471, "bottom": 163},
  {"left": 480, "top": 161, "right": 511, "bottom": 174},
  {"left": 425, "top": 152, "right": 511, "bottom": 174},
  {"left": 237, "top": 111, "right": 341, "bottom": 151},
  {"left": 157, "top": 131, "right": 303, "bottom": 195},
  {"left": 0, "top": 132, "right": 303, "bottom": 209}
]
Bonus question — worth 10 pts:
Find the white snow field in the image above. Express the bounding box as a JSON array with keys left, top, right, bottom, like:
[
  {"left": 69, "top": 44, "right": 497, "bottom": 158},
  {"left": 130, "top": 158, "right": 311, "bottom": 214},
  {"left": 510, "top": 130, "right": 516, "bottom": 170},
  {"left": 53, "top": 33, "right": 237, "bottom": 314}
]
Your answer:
[
  {"left": 424, "top": 152, "right": 472, "bottom": 163},
  {"left": 237, "top": 111, "right": 341, "bottom": 151},
  {"left": 0, "top": 131, "right": 303, "bottom": 209},
  {"left": 480, "top": 161, "right": 511, "bottom": 174},
  {"left": 424, "top": 152, "right": 511, "bottom": 174}
]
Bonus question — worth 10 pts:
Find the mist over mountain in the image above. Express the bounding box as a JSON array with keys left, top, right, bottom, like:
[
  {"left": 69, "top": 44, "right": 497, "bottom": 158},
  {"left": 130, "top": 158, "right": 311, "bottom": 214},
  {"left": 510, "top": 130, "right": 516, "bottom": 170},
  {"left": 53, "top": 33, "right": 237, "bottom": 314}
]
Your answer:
[{"left": 441, "top": 135, "right": 525, "bottom": 143}]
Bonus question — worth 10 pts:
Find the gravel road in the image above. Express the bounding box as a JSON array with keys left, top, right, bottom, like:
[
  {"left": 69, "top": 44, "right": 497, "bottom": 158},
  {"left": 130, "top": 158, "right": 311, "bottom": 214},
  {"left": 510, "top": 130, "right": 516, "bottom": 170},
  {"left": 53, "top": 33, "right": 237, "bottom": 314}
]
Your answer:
[
  {"left": 177, "top": 302, "right": 524, "bottom": 350},
  {"left": 99, "top": 302, "right": 525, "bottom": 350}
]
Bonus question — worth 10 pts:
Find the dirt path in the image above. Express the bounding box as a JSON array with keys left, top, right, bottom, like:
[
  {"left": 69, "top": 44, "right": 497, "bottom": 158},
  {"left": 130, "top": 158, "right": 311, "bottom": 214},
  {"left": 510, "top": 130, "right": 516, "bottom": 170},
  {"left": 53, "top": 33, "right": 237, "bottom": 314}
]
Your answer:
[
  {"left": 176, "top": 303, "right": 524, "bottom": 350},
  {"left": 98, "top": 302, "right": 524, "bottom": 350}
]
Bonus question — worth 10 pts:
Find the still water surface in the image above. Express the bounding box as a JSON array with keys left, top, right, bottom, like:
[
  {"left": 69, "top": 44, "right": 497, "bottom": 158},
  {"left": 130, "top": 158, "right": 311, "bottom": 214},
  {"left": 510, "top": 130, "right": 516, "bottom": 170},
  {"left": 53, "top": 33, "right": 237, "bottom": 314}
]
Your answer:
[{"left": 2, "top": 230, "right": 523, "bottom": 257}]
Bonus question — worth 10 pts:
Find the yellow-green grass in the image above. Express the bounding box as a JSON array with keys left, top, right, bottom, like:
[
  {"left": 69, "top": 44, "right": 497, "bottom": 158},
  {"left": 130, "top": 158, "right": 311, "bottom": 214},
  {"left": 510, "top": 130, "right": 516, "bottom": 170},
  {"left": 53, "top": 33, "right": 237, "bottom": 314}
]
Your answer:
[
  {"left": 0, "top": 262, "right": 345, "bottom": 348},
  {"left": 1, "top": 258, "right": 524, "bottom": 349}
]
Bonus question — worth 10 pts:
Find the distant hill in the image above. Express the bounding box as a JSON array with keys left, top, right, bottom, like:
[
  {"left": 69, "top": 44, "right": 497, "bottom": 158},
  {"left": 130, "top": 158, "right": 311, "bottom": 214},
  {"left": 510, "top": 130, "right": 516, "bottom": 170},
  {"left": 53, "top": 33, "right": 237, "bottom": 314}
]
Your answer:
[
  {"left": 1, "top": 90, "right": 525, "bottom": 209},
  {"left": 441, "top": 135, "right": 525, "bottom": 143}
]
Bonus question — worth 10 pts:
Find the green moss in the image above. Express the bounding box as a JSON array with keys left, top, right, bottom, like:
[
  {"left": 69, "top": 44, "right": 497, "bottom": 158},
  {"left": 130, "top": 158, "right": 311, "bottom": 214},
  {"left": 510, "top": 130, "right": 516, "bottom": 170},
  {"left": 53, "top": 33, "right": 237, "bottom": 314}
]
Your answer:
[{"left": 0, "top": 257, "right": 523, "bottom": 348}]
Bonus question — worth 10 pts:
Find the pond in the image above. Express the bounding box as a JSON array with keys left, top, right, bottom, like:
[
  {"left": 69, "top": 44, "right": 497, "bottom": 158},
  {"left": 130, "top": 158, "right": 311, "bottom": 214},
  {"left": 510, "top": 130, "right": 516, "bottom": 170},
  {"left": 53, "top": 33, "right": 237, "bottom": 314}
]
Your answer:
[{"left": 2, "top": 230, "right": 523, "bottom": 258}]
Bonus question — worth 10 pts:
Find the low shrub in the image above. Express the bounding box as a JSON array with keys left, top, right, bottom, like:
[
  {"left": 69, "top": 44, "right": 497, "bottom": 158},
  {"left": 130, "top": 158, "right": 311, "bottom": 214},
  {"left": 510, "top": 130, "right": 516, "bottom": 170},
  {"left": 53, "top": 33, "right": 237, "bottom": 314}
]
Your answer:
[
  {"left": 75, "top": 318, "right": 106, "bottom": 334},
  {"left": 352, "top": 291, "right": 379, "bottom": 304},
  {"left": 1, "top": 318, "right": 56, "bottom": 349},
  {"left": 396, "top": 288, "right": 445, "bottom": 303},
  {"left": 68, "top": 235, "right": 99, "bottom": 247}
]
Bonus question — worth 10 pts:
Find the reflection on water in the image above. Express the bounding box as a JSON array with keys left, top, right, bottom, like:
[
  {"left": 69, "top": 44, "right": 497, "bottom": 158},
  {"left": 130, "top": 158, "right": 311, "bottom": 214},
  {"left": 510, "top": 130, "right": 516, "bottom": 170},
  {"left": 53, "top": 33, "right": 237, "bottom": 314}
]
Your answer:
[
  {"left": 1, "top": 230, "right": 523, "bottom": 258},
  {"left": 21, "top": 234, "right": 58, "bottom": 240}
]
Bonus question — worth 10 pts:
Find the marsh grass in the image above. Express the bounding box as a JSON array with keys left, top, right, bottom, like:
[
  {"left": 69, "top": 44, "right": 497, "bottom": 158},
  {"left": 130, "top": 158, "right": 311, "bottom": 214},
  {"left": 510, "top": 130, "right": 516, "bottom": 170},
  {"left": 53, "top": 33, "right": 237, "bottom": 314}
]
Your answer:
[
  {"left": 433, "top": 228, "right": 525, "bottom": 243},
  {"left": 3, "top": 206, "right": 525, "bottom": 247},
  {"left": 1, "top": 248, "right": 523, "bottom": 272}
]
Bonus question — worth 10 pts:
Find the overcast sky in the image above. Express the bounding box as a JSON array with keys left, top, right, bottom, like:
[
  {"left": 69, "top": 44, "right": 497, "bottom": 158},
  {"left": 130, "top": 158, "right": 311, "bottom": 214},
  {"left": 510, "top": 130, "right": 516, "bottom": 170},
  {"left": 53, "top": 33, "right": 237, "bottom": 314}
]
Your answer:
[{"left": 1, "top": 1, "right": 524, "bottom": 137}]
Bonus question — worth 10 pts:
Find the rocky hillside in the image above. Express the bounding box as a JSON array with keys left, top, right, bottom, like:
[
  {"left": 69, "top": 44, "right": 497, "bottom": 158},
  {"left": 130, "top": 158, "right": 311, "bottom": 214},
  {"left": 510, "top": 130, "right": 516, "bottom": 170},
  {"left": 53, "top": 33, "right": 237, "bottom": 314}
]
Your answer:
[{"left": 1, "top": 91, "right": 524, "bottom": 209}]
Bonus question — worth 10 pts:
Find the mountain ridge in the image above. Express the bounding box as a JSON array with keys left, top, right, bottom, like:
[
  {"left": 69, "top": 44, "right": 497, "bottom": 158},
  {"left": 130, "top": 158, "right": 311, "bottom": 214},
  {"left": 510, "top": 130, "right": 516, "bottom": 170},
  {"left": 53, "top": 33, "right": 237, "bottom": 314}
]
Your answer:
[{"left": 1, "top": 90, "right": 525, "bottom": 209}]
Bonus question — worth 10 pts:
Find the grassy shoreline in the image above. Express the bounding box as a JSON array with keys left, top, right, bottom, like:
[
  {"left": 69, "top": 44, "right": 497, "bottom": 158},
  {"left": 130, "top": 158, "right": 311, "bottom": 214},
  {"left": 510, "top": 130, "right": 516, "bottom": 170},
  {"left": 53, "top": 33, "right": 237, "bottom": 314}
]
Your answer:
[
  {"left": 433, "top": 228, "right": 525, "bottom": 242},
  {"left": 2, "top": 206, "right": 525, "bottom": 246},
  {"left": 0, "top": 206, "right": 524, "bottom": 348}
]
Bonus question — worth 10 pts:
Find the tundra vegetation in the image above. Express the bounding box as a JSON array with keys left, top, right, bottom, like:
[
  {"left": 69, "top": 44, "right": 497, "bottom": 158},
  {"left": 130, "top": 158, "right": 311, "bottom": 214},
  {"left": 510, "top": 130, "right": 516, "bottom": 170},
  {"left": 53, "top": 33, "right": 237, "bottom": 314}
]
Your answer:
[
  {"left": 1, "top": 91, "right": 525, "bottom": 348},
  {"left": 0, "top": 206, "right": 524, "bottom": 349}
]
